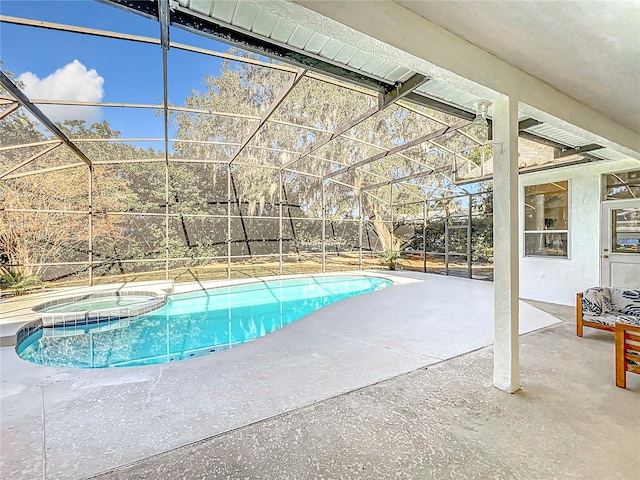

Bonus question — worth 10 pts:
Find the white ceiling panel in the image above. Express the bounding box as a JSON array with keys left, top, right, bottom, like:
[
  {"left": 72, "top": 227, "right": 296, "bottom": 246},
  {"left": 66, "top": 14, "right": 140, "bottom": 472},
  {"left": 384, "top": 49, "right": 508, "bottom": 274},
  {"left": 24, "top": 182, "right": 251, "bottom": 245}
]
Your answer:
[
  {"left": 416, "top": 81, "right": 482, "bottom": 112},
  {"left": 270, "top": 17, "right": 297, "bottom": 43},
  {"left": 332, "top": 44, "right": 359, "bottom": 64},
  {"left": 374, "top": 60, "right": 402, "bottom": 79},
  {"left": 347, "top": 50, "right": 375, "bottom": 70},
  {"left": 360, "top": 57, "right": 387, "bottom": 75},
  {"left": 231, "top": 1, "right": 259, "bottom": 31},
  {"left": 527, "top": 124, "right": 591, "bottom": 148},
  {"left": 210, "top": 0, "right": 236, "bottom": 24},
  {"left": 188, "top": 0, "right": 212, "bottom": 16},
  {"left": 288, "top": 24, "right": 314, "bottom": 49},
  {"left": 384, "top": 66, "right": 412, "bottom": 83},
  {"left": 304, "top": 32, "right": 331, "bottom": 54},
  {"left": 319, "top": 39, "right": 346, "bottom": 60},
  {"left": 251, "top": 10, "right": 279, "bottom": 37},
  {"left": 592, "top": 149, "right": 630, "bottom": 162}
]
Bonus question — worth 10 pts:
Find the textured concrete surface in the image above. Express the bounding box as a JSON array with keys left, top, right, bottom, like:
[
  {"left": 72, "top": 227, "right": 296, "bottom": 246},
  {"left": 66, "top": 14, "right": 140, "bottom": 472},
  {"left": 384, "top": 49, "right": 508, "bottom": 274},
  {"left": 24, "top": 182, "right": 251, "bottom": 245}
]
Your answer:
[
  {"left": 91, "top": 319, "right": 640, "bottom": 480},
  {"left": 2, "top": 273, "right": 560, "bottom": 479}
]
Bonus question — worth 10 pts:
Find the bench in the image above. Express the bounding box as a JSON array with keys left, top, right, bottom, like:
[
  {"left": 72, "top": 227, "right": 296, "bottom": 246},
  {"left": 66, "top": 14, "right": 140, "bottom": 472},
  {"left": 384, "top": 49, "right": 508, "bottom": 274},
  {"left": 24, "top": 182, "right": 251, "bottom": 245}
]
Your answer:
[
  {"left": 576, "top": 287, "right": 640, "bottom": 389},
  {"left": 616, "top": 322, "right": 640, "bottom": 389}
]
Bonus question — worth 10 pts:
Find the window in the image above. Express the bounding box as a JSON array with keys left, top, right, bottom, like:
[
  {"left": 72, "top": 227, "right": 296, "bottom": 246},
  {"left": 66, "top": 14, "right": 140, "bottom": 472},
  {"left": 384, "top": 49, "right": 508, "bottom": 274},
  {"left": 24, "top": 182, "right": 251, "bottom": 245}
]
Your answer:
[
  {"left": 524, "top": 181, "right": 568, "bottom": 258},
  {"left": 612, "top": 208, "right": 640, "bottom": 254},
  {"left": 603, "top": 169, "right": 640, "bottom": 200}
]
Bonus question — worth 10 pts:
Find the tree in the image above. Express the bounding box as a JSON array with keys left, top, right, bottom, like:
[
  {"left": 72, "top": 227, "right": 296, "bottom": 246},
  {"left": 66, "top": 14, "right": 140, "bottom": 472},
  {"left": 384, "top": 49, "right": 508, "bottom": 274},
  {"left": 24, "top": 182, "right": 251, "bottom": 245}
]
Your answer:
[
  {"left": 2, "top": 48, "right": 490, "bottom": 284},
  {"left": 0, "top": 116, "right": 157, "bottom": 281},
  {"left": 170, "top": 52, "right": 482, "bottom": 253}
]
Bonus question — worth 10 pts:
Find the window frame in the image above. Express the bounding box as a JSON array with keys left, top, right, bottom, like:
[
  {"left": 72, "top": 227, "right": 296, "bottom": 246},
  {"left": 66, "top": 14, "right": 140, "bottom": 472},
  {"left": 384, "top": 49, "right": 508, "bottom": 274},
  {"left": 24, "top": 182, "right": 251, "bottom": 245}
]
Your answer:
[
  {"left": 602, "top": 168, "right": 640, "bottom": 201},
  {"left": 523, "top": 180, "right": 570, "bottom": 259}
]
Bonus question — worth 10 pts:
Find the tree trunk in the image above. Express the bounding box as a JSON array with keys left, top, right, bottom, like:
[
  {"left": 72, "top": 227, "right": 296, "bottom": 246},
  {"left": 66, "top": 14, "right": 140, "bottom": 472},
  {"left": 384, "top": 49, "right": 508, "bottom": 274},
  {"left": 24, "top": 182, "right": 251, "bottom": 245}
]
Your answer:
[{"left": 362, "top": 194, "right": 399, "bottom": 251}]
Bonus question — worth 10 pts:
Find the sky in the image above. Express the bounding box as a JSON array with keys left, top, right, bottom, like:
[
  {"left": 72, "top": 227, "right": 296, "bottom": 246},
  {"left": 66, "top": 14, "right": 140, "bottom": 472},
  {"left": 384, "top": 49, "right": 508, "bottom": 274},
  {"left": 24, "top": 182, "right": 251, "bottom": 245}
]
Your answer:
[{"left": 0, "top": 0, "right": 250, "bottom": 141}]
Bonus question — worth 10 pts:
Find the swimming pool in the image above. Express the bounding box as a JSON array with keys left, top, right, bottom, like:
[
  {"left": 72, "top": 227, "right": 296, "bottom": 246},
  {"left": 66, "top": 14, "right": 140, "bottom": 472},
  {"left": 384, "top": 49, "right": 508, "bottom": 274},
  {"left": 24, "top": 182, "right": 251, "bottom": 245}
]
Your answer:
[{"left": 16, "top": 275, "right": 392, "bottom": 368}]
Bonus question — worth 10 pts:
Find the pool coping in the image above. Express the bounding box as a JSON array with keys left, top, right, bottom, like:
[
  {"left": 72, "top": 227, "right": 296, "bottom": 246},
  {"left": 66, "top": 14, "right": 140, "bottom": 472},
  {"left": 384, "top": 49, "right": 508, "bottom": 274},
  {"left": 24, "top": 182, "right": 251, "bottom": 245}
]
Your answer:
[{"left": 35, "top": 291, "right": 167, "bottom": 327}]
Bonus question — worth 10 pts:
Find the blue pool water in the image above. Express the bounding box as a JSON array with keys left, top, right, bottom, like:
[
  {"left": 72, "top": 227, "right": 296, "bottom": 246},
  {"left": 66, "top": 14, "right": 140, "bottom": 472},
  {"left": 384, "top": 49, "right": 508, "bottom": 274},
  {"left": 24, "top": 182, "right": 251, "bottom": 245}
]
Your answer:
[{"left": 17, "top": 276, "right": 392, "bottom": 368}]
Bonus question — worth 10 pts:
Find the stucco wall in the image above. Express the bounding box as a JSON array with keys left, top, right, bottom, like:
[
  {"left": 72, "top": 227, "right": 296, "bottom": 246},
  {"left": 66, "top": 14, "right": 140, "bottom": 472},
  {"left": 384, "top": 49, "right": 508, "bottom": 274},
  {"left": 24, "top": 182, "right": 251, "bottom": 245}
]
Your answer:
[{"left": 519, "top": 159, "right": 639, "bottom": 305}]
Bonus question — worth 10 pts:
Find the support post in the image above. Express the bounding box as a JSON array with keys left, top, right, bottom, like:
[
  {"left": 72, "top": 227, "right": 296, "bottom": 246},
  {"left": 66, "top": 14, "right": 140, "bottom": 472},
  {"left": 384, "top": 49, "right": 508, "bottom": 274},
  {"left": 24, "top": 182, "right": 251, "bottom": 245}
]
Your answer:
[
  {"left": 164, "top": 146, "right": 169, "bottom": 280},
  {"left": 321, "top": 181, "right": 326, "bottom": 272},
  {"left": 358, "top": 190, "right": 363, "bottom": 270},
  {"left": 160, "top": 9, "right": 170, "bottom": 281},
  {"left": 279, "top": 170, "right": 283, "bottom": 275},
  {"left": 467, "top": 194, "right": 472, "bottom": 279},
  {"left": 423, "top": 201, "right": 427, "bottom": 273},
  {"left": 227, "top": 165, "right": 231, "bottom": 279},
  {"left": 88, "top": 165, "right": 93, "bottom": 285},
  {"left": 389, "top": 186, "right": 394, "bottom": 251},
  {"left": 492, "top": 94, "right": 520, "bottom": 393},
  {"left": 445, "top": 217, "right": 450, "bottom": 276}
]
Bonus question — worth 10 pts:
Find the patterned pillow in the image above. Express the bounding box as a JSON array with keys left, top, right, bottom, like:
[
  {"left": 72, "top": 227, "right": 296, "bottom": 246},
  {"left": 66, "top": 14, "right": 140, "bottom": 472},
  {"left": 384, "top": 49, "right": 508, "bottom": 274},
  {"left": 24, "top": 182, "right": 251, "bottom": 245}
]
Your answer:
[
  {"left": 610, "top": 288, "right": 640, "bottom": 317},
  {"left": 582, "top": 287, "right": 612, "bottom": 315}
]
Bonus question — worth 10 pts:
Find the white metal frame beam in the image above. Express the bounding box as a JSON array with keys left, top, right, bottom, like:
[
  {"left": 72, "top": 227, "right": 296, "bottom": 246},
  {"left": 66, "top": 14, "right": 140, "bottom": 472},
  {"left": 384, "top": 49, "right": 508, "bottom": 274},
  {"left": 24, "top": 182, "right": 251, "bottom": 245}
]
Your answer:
[
  {"left": 0, "top": 102, "right": 19, "bottom": 120},
  {"left": 1, "top": 143, "right": 61, "bottom": 179},
  {"left": 283, "top": 73, "right": 429, "bottom": 170},
  {"left": 325, "top": 120, "right": 469, "bottom": 180},
  {"left": 228, "top": 69, "right": 306, "bottom": 166}
]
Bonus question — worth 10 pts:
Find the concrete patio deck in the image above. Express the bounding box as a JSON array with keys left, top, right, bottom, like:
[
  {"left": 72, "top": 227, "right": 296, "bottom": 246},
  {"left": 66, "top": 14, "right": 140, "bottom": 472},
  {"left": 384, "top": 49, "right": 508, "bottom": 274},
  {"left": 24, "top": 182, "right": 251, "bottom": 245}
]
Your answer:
[
  {"left": 92, "top": 310, "right": 640, "bottom": 480},
  {"left": 1, "top": 273, "right": 636, "bottom": 479}
]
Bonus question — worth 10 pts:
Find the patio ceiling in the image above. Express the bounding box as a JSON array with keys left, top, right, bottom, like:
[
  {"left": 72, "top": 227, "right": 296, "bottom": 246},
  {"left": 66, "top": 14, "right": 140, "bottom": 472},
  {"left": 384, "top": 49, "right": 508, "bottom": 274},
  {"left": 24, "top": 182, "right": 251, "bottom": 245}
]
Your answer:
[
  {"left": 0, "top": 0, "right": 632, "bottom": 192},
  {"left": 396, "top": 0, "right": 640, "bottom": 135},
  {"left": 145, "top": 0, "right": 638, "bottom": 162},
  {"left": 166, "top": 0, "right": 636, "bottom": 159}
]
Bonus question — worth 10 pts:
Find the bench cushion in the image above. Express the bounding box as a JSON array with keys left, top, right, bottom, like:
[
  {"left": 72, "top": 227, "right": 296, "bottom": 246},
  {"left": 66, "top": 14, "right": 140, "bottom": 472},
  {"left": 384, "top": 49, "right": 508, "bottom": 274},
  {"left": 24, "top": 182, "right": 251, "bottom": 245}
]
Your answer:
[
  {"left": 583, "top": 313, "right": 617, "bottom": 327},
  {"left": 582, "top": 287, "right": 612, "bottom": 315},
  {"left": 610, "top": 288, "right": 640, "bottom": 317},
  {"left": 615, "top": 315, "right": 640, "bottom": 327}
]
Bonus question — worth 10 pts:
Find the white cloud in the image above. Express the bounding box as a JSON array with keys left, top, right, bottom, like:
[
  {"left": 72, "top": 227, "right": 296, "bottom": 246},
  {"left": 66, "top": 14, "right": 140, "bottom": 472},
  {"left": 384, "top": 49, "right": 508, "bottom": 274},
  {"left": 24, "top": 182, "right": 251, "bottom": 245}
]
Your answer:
[{"left": 17, "top": 60, "right": 105, "bottom": 124}]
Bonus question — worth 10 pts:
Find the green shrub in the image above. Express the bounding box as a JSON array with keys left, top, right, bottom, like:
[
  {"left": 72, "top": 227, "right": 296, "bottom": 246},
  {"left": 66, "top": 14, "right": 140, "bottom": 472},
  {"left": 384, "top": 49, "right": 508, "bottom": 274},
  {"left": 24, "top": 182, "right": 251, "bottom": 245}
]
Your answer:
[
  {"left": 378, "top": 250, "right": 401, "bottom": 270},
  {"left": 0, "top": 267, "right": 41, "bottom": 295}
]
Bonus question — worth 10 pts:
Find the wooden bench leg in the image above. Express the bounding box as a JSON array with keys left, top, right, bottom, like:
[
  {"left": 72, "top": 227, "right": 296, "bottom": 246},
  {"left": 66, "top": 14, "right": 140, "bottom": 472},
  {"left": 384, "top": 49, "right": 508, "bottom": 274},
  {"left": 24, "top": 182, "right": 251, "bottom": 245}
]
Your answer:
[
  {"left": 576, "top": 293, "right": 584, "bottom": 337},
  {"left": 615, "top": 326, "right": 626, "bottom": 389}
]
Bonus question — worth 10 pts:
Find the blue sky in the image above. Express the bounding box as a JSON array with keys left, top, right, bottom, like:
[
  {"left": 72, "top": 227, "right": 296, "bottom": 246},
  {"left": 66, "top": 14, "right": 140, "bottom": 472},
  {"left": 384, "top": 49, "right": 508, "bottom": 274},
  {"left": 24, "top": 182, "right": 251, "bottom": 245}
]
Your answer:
[{"left": 0, "top": 0, "right": 249, "bottom": 140}]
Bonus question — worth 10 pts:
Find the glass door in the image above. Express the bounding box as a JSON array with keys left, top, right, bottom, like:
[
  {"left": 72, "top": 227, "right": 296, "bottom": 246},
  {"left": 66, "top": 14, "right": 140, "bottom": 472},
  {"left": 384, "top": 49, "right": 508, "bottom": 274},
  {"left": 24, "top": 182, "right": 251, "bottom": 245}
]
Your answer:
[{"left": 600, "top": 200, "right": 640, "bottom": 288}]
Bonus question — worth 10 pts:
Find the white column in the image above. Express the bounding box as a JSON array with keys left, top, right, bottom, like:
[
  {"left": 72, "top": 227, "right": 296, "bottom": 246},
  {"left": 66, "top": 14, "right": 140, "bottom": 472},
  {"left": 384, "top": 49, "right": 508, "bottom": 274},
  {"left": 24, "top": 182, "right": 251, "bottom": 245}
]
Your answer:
[
  {"left": 88, "top": 165, "right": 93, "bottom": 286},
  {"left": 358, "top": 190, "right": 363, "bottom": 270},
  {"left": 492, "top": 94, "right": 520, "bottom": 393},
  {"left": 321, "top": 181, "right": 326, "bottom": 272},
  {"left": 279, "top": 170, "right": 283, "bottom": 275}
]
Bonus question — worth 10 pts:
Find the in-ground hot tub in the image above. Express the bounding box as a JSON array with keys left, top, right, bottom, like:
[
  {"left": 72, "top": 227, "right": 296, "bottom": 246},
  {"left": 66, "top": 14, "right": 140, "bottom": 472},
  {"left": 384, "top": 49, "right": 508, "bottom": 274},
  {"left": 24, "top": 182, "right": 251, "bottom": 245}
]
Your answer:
[{"left": 33, "top": 291, "right": 166, "bottom": 327}]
